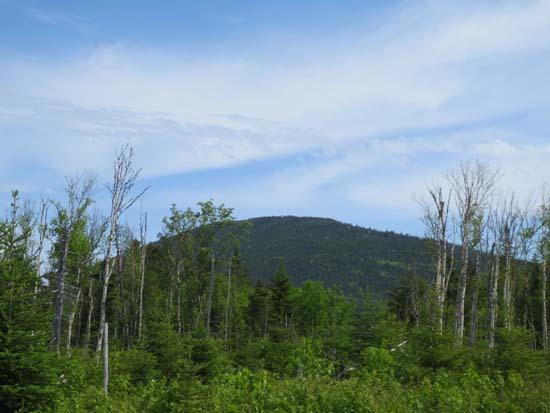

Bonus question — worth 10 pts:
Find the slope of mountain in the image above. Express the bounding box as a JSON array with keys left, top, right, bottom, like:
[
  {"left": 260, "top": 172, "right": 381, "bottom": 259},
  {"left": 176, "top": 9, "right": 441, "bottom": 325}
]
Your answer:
[{"left": 236, "top": 216, "right": 434, "bottom": 295}]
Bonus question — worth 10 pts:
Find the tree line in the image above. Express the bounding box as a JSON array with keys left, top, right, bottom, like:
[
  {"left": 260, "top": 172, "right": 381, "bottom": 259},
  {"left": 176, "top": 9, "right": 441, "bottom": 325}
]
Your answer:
[
  {"left": 414, "top": 161, "right": 549, "bottom": 349},
  {"left": 1, "top": 148, "right": 550, "bottom": 412}
]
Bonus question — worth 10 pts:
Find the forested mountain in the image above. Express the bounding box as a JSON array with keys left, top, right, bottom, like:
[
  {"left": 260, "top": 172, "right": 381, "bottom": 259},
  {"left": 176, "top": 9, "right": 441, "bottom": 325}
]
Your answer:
[
  {"left": 236, "top": 216, "right": 434, "bottom": 294},
  {"left": 3, "top": 149, "right": 550, "bottom": 412}
]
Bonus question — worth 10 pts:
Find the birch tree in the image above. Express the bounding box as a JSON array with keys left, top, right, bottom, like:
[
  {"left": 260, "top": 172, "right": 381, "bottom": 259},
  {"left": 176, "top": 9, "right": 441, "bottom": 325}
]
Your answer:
[
  {"left": 67, "top": 211, "right": 107, "bottom": 351},
  {"left": 82, "top": 211, "right": 108, "bottom": 350},
  {"left": 33, "top": 197, "right": 49, "bottom": 298},
  {"left": 539, "top": 188, "right": 550, "bottom": 350},
  {"left": 138, "top": 209, "right": 147, "bottom": 341},
  {"left": 448, "top": 161, "right": 499, "bottom": 345},
  {"left": 501, "top": 193, "right": 520, "bottom": 330},
  {"left": 487, "top": 207, "right": 503, "bottom": 349},
  {"left": 416, "top": 184, "right": 454, "bottom": 333},
  {"left": 468, "top": 212, "right": 486, "bottom": 347},
  {"left": 52, "top": 174, "right": 95, "bottom": 352},
  {"left": 96, "top": 145, "right": 148, "bottom": 354},
  {"left": 517, "top": 199, "right": 538, "bottom": 330}
]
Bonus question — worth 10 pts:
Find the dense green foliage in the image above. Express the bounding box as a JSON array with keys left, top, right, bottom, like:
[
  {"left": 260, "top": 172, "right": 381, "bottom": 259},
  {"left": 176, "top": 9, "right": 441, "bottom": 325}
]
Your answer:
[
  {"left": 233, "top": 216, "right": 434, "bottom": 294},
  {"left": 2, "top": 154, "right": 550, "bottom": 412}
]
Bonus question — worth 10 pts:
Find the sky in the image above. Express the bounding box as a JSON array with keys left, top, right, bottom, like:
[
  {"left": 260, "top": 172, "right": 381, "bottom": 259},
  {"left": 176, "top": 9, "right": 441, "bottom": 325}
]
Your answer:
[{"left": 1, "top": 0, "right": 550, "bottom": 238}]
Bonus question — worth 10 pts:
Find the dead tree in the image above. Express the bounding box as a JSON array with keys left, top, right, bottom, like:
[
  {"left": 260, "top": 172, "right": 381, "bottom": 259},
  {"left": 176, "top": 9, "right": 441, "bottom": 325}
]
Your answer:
[
  {"left": 416, "top": 185, "right": 454, "bottom": 333},
  {"left": 500, "top": 193, "right": 520, "bottom": 330},
  {"left": 85, "top": 277, "right": 94, "bottom": 350},
  {"left": 468, "top": 249, "right": 482, "bottom": 347},
  {"left": 468, "top": 212, "right": 487, "bottom": 347},
  {"left": 138, "top": 210, "right": 147, "bottom": 341},
  {"left": 487, "top": 209, "right": 502, "bottom": 349},
  {"left": 33, "top": 197, "right": 49, "bottom": 298},
  {"left": 542, "top": 235, "right": 548, "bottom": 350},
  {"left": 115, "top": 224, "right": 131, "bottom": 348},
  {"left": 68, "top": 211, "right": 107, "bottom": 351},
  {"left": 448, "top": 161, "right": 499, "bottom": 345},
  {"left": 205, "top": 250, "right": 215, "bottom": 337},
  {"left": 66, "top": 265, "right": 83, "bottom": 352},
  {"left": 95, "top": 145, "right": 149, "bottom": 354},
  {"left": 103, "top": 323, "right": 109, "bottom": 396},
  {"left": 540, "top": 189, "right": 550, "bottom": 350},
  {"left": 52, "top": 174, "right": 95, "bottom": 352},
  {"left": 224, "top": 261, "right": 233, "bottom": 348}
]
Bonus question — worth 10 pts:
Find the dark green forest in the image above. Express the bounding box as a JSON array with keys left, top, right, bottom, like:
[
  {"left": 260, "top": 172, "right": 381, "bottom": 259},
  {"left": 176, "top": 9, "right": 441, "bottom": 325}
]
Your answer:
[
  {"left": 230, "top": 216, "right": 434, "bottom": 294},
  {"left": 2, "top": 147, "right": 550, "bottom": 412}
]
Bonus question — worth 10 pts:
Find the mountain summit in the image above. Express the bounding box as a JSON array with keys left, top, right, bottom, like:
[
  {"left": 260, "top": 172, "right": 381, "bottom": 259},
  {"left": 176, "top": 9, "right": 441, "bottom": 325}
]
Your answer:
[{"left": 236, "top": 216, "right": 434, "bottom": 294}]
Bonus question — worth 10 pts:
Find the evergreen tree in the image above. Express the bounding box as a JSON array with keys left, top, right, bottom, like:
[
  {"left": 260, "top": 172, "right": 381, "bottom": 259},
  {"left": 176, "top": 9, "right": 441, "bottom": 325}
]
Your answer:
[
  {"left": 270, "top": 262, "right": 293, "bottom": 339},
  {"left": 247, "top": 281, "right": 271, "bottom": 337},
  {"left": 0, "top": 191, "right": 57, "bottom": 411}
]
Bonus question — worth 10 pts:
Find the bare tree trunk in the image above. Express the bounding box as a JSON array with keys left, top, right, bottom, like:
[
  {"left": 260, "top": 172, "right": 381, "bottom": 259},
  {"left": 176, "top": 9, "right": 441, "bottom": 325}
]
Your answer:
[
  {"left": 76, "top": 293, "right": 84, "bottom": 347},
  {"left": 449, "top": 161, "right": 499, "bottom": 345},
  {"left": 441, "top": 244, "right": 455, "bottom": 331},
  {"left": 503, "top": 226, "right": 513, "bottom": 330},
  {"left": 176, "top": 263, "right": 184, "bottom": 336},
  {"left": 66, "top": 287, "right": 81, "bottom": 352},
  {"left": 232, "top": 270, "right": 239, "bottom": 347},
  {"left": 224, "top": 264, "right": 232, "bottom": 348},
  {"left": 436, "top": 239, "right": 446, "bottom": 332},
  {"left": 454, "top": 224, "right": 470, "bottom": 345},
  {"left": 66, "top": 263, "right": 84, "bottom": 352},
  {"left": 96, "top": 144, "right": 148, "bottom": 355},
  {"left": 168, "top": 268, "right": 175, "bottom": 318},
  {"left": 542, "top": 240, "right": 548, "bottom": 350},
  {"left": 33, "top": 198, "right": 49, "bottom": 298},
  {"left": 187, "top": 276, "right": 197, "bottom": 330},
  {"left": 53, "top": 173, "right": 96, "bottom": 352},
  {"left": 103, "top": 323, "right": 109, "bottom": 396},
  {"left": 469, "top": 251, "right": 481, "bottom": 347},
  {"left": 138, "top": 211, "right": 147, "bottom": 341},
  {"left": 96, "top": 228, "right": 115, "bottom": 354},
  {"left": 205, "top": 251, "right": 215, "bottom": 337},
  {"left": 115, "top": 226, "right": 130, "bottom": 349},
  {"left": 488, "top": 243, "right": 500, "bottom": 349},
  {"left": 53, "top": 232, "right": 71, "bottom": 352},
  {"left": 65, "top": 265, "right": 80, "bottom": 353},
  {"left": 417, "top": 187, "right": 453, "bottom": 333},
  {"left": 176, "top": 281, "right": 183, "bottom": 335},
  {"left": 85, "top": 277, "right": 94, "bottom": 350}
]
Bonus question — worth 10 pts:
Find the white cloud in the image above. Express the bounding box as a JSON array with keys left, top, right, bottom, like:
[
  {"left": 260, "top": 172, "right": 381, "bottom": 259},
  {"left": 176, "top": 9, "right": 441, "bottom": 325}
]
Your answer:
[
  {"left": 0, "top": 94, "right": 324, "bottom": 181},
  {"left": 1, "top": 0, "right": 550, "bottom": 234},
  {"left": 2, "top": 1, "right": 549, "bottom": 131}
]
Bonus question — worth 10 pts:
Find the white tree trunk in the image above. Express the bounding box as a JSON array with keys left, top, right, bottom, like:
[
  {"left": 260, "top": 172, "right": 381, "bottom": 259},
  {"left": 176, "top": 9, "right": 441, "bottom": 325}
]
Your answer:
[
  {"left": 66, "top": 264, "right": 84, "bottom": 352},
  {"left": 53, "top": 232, "right": 71, "bottom": 352},
  {"left": 503, "top": 228, "right": 513, "bottom": 330},
  {"left": 468, "top": 251, "right": 481, "bottom": 347},
  {"left": 205, "top": 251, "right": 215, "bottom": 337},
  {"left": 85, "top": 278, "right": 94, "bottom": 350},
  {"left": 542, "top": 240, "right": 548, "bottom": 350},
  {"left": 454, "top": 224, "right": 470, "bottom": 345},
  {"left": 103, "top": 322, "right": 109, "bottom": 396},
  {"left": 488, "top": 243, "right": 500, "bottom": 349},
  {"left": 224, "top": 264, "right": 232, "bottom": 348},
  {"left": 96, "top": 226, "right": 115, "bottom": 354},
  {"left": 138, "top": 212, "right": 147, "bottom": 341}
]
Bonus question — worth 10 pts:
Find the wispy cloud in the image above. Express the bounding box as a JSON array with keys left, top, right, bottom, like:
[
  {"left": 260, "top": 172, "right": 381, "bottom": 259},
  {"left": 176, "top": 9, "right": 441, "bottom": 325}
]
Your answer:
[
  {"left": 13, "top": 3, "right": 93, "bottom": 34},
  {"left": 1, "top": 0, "right": 549, "bottom": 234}
]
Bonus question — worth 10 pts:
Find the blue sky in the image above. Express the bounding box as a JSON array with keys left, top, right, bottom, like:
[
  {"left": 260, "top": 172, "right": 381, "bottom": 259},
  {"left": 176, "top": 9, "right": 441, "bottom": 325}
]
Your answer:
[{"left": 1, "top": 0, "right": 550, "bottom": 238}]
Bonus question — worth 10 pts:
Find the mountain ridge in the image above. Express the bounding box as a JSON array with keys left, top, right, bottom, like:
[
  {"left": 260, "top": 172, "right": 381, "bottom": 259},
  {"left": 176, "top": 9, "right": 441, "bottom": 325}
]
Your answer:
[{"left": 234, "top": 215, "right": 434, "bottom": 295}]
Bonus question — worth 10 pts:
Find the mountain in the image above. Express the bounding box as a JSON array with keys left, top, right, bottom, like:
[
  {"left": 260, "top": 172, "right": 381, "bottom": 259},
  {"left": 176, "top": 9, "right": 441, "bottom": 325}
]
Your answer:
[{"left": 235, "top": 216, "right": 434, "bottom": 295}]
